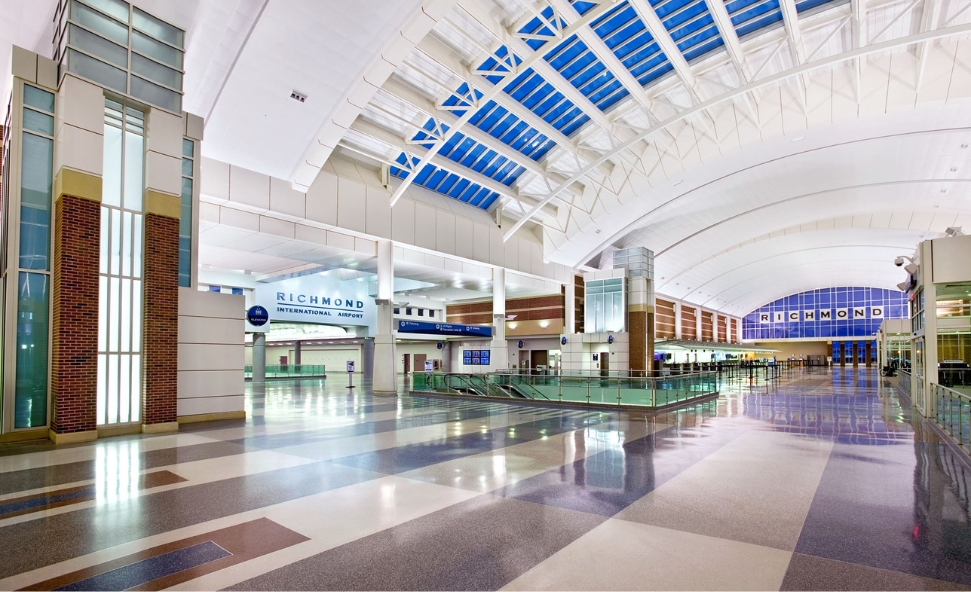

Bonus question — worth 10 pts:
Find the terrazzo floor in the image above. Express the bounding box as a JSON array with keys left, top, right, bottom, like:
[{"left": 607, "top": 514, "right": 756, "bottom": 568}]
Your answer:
[{"left": 0, "top": 367, "right": 970, "bottom": 590}]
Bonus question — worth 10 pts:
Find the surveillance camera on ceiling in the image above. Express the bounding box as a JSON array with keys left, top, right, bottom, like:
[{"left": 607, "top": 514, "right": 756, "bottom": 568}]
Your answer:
[
  {"left": 894, "top": 257, "right": 905, "bottom": 267},
  {"left": 945, "top": 226, "right": 966, "bottom": 237}
]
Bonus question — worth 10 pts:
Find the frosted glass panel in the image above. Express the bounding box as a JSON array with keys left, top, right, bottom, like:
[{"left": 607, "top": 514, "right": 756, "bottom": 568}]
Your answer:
[
  {"left": 102, "top": 125, "right": 122, "bottom": 207},
  {"left": 123, "top": 131, "right": 143, "bottom": 210}
]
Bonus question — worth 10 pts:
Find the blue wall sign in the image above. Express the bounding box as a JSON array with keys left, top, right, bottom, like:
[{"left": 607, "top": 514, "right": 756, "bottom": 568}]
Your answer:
[
  {"left": 561, "top": 336, "right": 567, "bottom": 346},
  {"left": 607, "top": 334, "right": 614, "bottom": 344},
  {"left": 436, "top": 342, "right": 444, "bottom": 349},
  {"left": 742, "top": 287, "right": 907, "bottom": 340},
  {"left": 246, "top": 305, "right": 269, "bottom": 327},
  {"left": 397, "top": 320, "right": 492, "bottom": 337},
  {"left": 518, "top": 340, "right": 524, "bottom": 349}
]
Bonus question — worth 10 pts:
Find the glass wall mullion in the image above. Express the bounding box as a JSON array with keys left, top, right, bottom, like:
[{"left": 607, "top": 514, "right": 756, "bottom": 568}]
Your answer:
[{"left": 98, "top": 99, "right": 143, "bottom": 426}]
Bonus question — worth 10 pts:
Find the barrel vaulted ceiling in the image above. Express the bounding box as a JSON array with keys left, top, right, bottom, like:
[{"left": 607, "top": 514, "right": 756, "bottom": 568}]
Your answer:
[{"left": 2, "top": 0, "right": 971, "bottom": 314}]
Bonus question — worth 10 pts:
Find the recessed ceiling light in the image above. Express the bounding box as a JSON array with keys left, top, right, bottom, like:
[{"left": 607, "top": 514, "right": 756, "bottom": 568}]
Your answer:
[
  {"left": 951, "top": 167, "right": 959, "bottom": 172},
  {"left": 941, "top": 189, "right": 948, "bottom": 193}
]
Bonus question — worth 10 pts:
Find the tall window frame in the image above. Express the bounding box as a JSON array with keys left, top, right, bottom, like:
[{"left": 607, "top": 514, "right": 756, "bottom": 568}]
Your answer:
[{"left": 97, "top": 97, "right": 144, "bottom": 426}]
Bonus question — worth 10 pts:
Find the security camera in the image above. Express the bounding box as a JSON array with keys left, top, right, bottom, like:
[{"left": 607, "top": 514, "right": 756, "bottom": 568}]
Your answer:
[{"left": 894, "top": 257, "right": 905, "bottom": 267}]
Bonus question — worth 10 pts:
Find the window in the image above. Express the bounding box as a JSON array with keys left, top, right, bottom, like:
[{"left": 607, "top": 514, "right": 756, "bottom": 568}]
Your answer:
[
  {"left": 417, "top": 308, "right": 424, "bottom": 317},
  {"left": 97, "top": 98, "right": 144, "bottom": 426},
  {"left": 393, "top": 308, "right": 400, "bottom": 314},
  {"left": 178, "top": 138, "right": 193, "bottom": 287},
  {"left": 13, "top": 84, "right": 56, "bottom": 429},
  {"left": 406, "top": 307, "right": 412, "bottom": 316},
  {"left": 55, "top": 0, "right": 185, "bottom": 112},
  {"left": 429, "top": 309, "right": 435, "bottom": 318}
]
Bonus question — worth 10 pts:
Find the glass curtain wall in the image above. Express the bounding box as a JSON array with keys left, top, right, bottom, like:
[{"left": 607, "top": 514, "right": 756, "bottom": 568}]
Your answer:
[
  {"left": 97, "top": 98, "right": 144, "bottom": 425},
  {"left": 585, "top": 278, "right": 626, "bottom": 333},
  {"left": 178, "top": 137, "right": 193, "bottom": 287},
  {"left": 13, "top": 85, "right": 56, "bottom": 429}
]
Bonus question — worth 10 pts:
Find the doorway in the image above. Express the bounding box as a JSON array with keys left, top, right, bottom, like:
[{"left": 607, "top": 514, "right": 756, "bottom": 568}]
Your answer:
[
  {"left": 600, "top": 352, "right": 610, "bottom": 377},
  {"left": 414, "top": 353, "right": 426, "bottom": 373},
  {"left": 402, "top": 354, "right": 410, "bottom": 375},
  {"left": 530, "top": 350, "right": 549, "bottom": 372},
  {"left": 519, "top": 350, "right": 529, "bottom": 370}
]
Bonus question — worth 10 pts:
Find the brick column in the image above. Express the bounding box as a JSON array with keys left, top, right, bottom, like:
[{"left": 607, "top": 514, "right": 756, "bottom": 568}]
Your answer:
[
  {"left": 50, "top": 192, "right": 101, "bottom": 442},
  {"left": 141, "top": 213, "right": 179, "bottom": 431}
]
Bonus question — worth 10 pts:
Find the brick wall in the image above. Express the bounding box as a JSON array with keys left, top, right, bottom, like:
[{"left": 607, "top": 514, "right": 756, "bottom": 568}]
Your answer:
[
  {"left": 446, "top": 294, "right": 564, "bottom": 325},
  {"left": 50, "top": 195, "right": 100, "bottom": 434},
  {"left": 142, "top": 214, "right": 179, "bottom": 425}
]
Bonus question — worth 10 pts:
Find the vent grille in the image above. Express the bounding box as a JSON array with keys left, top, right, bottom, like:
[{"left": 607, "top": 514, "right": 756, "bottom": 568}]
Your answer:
[{"left": 290, "top": 90, "right": 307, "bottom": 103}]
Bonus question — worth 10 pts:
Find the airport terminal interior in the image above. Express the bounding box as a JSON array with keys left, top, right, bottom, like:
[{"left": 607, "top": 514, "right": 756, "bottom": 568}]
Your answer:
[{"left": 0, "top": 0, "right": 971, "bottom": 589}]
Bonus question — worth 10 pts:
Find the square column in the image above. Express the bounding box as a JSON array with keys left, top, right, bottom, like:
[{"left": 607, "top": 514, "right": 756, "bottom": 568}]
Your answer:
[
  {"left": 374, "top": 240, "right": 397, "bottom": 394},
  {"left": 490, "top": 267, "right": 508, "bottom": 371},
  {"left": 50, "top": 177, "right": 102, "bottom": 442},
  {"left": 674, "top": 301, "right": 682, "bottom": 339},
  {"left": 48, "top": 73, "right": 103, "bottom": 443}
]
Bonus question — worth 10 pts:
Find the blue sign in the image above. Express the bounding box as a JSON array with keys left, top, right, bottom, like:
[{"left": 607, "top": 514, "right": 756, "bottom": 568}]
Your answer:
[
  {"left": 561, "top": 336, "right": 568, "bottom": 346},
  {"left": 436, "top": 342, "right": 444, "bottom": 350},
  {"left": 247, "top": 305, "right": 269, "bottom": 327},
  {"left": 397, "top": 320, "right": 492, "bottom": 337}
]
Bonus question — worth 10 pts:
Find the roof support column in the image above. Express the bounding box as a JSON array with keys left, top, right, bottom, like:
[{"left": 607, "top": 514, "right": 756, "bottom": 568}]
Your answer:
[
  {"left": 374, "top": 240, "right": 397, "bottom": 394},
  {"left": 491, "top": 268, "right": 508, "bottom": 371}
]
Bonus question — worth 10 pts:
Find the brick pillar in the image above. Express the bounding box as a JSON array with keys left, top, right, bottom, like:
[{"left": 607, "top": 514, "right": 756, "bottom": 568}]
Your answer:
[
  {"left": 629, "top": 310, "right": 646, "bottom": 376},
  {"left": 50, "top": 194, "right": 101, "bottom": 441},
  {"left": 141, "top": 213, "right": 179, "bottom": 431}
]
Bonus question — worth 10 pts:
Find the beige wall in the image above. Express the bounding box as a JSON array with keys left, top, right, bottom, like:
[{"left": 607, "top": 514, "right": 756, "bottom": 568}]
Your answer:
[{"left": 754, "top": 341, "right": 831, "bottom": 359}]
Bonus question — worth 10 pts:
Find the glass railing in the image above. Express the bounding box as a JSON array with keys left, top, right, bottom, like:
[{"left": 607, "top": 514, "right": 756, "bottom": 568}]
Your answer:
[
  {"left": 935, "top": 383, "right": 971, "bottom": 454},
  {"left": 412, "top": 371, "right": 718, "bottom": 409},
  {"left": 244, "top": 364, "right": 326, "bottom": 379}
]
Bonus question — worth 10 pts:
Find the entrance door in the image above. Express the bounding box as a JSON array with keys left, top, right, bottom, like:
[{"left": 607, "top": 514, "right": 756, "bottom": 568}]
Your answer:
[
  {"left": 531, "top": 350, "right": 548, "bottom": 372},
  {"left": 414, "top": 354, "right": 426, "bottom": 373},
  {"left": 403, "top": 354, "right": 410, "bottom": 375},
  {"left": 600, "top": 352, "right": 609, "bottom": 377},
  {"left": 519, "top": 350, "right": 529, "bottom": 370}
]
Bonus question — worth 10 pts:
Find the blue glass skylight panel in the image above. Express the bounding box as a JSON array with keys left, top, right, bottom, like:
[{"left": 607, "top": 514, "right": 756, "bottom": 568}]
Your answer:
[
  {"left": 389, "top": 157, "right": 500, "bottom": 210},
  {"left": 795, "top": 0, "right": 841, "bottom": 13},
  {"left": 651, "top": 0, "right": 724, "bottom": 61},
  {"left": 726, "top": 0, "right": 784, "bottom": 38},
  {"left": 591, "top": 2, "right": 671, "bottom": 81},
  {"left": 544, "top": 35, "right": 629, "bottom": 110}
]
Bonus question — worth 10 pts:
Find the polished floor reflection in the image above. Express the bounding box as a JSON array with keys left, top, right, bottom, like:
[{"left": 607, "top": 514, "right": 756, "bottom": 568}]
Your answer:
[{"left": 1, "top": 367, "right": 970, "bottom": 590}]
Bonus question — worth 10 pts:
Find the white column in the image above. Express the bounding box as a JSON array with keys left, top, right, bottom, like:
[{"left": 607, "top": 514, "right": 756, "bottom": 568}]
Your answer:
[
  {"left": 374, "top": 240, "right": 397, "bottom": 394},
  {"left": 564, "top": 278, "right": 576, "bottom": 335},
  {"left": 674, "top": 301, "right": 682, "bottom": 339},
  {"left": 712, "top": 312, "right": 719, "bottom": 343},
  {"left": 491, "top": 267, "right": 509, "bottom": 371},
  {"left": 696, "top": 310, "right": 703, "bottom": 341},
  {"left": 252, "top": 333, "right": 266, "bottom": 385}
]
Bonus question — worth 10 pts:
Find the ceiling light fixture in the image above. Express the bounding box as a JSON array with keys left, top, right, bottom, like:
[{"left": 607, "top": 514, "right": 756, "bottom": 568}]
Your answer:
[{"left": 791, "top": 136, "right": 805, "bottom": 142}]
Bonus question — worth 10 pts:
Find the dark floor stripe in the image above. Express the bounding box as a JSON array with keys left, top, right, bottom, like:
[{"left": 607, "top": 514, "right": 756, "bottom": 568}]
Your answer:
[
  {"left": 55, "top": 542, "right": 230, "bottom": 591},
  {"left": 0, "top": 441, "right": 249, "bottom": 496},
  {"left": 22, "top": 518, "right": 308, "bottom": 592},
  {"left": 494, "top": 424, "right": 745, "bottom": 517},
  {"left": 329, "top": 413, "right": 602, "bottom": 474},
  {"left": 227, "top": 496, "right": 605, "bottom": 591},
  {"left": 0, "top": 463, "right": 375, "bottom": 580},
  {"left": 0, "top": 471, "right": 186, "bottom": 520}
]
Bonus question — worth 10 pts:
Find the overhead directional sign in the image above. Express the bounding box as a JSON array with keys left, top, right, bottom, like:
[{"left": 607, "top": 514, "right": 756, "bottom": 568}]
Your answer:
[{"left": 396, "top": 320, "right": 492, "bottom": 337}]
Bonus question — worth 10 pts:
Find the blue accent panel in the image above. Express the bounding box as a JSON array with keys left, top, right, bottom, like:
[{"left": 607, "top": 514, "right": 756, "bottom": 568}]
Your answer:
[
  {"left": 397, "top": 320, "right": 493, "bottom": 337},
  {"left": 726, "top": 0, "right": 785, "bottom": 38},
  {"left": 0, "top": 486, "right": 95, "bottom": 517},
  {"left": 741, "top": 287, "right": 909, "bottom": 341},
  {"left": 55, "top": 541, "right": 231, "bottom": 591}
]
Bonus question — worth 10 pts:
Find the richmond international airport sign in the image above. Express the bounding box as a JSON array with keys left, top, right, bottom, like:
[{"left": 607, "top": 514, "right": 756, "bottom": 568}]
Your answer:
[{"left": 255, "top": 273, "right": 376, "bottom": 328}]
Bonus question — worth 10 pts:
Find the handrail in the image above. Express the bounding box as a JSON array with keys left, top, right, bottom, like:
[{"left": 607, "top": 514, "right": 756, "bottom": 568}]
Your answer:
[
  {"left": 412, "top": 370, "right": 718, "bottom": 408},
  {"left": 934, "top": 383, "right": 970, "bottom": 454}
]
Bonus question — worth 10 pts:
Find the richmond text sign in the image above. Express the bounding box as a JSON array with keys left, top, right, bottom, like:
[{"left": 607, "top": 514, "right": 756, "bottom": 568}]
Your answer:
[
  {"left": 758, "top": 307, "right": 884, "bottom": 323},
  {"left": 255, "top": 274, "right": 375, "bottom": 327}
]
